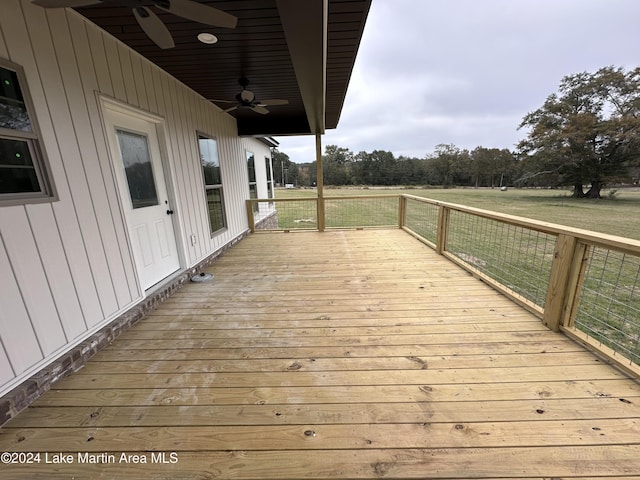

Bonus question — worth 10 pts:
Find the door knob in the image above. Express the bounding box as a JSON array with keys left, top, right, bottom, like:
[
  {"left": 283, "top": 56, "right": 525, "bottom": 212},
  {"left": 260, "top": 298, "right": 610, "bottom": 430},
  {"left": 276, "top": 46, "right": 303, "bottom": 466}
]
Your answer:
[{"left": 166, "top": 209, "right": 174, "bottom": 215}]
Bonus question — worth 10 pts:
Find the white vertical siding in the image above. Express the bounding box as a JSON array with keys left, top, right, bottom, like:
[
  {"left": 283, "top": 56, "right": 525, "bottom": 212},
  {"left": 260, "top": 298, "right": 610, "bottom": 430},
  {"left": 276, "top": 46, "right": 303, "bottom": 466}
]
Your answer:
[
  {"left": 26, "top": 204, "right": 86, "bottom": 341},
  {"left": 66, "top": 16, "right": 139, "bottom": 302},
  {"left": 0, "top": 1, "right": 276, "bottom": 396},
  {"left": 240, "top": 138, "right": 274, "bottom": 221},
  {"left": 0, "top": 346, "right": 14, "bottom": 388},
  {"left": 0, "top": 207, "right": 66, "bottom": 355},
  {"left": 0, "top": 229, "right": 44, "bottom": 373}
]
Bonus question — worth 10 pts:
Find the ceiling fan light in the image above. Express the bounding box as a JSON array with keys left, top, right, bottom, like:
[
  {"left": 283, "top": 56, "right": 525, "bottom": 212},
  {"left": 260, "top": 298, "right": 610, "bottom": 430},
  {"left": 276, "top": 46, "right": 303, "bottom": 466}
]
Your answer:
[
  {"left": 240, "top": 89, "right": 255, "bottom": 103},
  {"left": 197, "top": 32, "right": 218, "bottom": 44}
]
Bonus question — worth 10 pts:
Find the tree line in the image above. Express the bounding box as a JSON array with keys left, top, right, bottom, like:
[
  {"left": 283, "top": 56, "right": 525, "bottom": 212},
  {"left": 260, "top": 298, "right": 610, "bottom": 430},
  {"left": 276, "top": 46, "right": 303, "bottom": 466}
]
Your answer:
[
  {"left": 273, "top": 144, "right": 520, "bottom": 188},
  {"left": 272, "top": 66, "right": 640, "bottom": 197}
]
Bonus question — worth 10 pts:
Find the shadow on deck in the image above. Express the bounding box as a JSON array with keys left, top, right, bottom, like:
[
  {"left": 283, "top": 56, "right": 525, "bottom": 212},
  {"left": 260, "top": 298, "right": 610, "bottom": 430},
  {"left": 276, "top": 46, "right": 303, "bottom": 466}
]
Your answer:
[{"left": 0, "top": 229, "right": 639, "bottom": 479}]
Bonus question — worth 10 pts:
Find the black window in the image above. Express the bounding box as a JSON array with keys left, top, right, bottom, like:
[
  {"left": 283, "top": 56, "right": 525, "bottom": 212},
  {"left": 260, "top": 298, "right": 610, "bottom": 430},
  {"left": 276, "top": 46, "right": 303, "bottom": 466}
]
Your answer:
[
  {"left": 0, "top": 59, "right": 54, "bottom": 204},
  {"left": 198, "top": 135, "right": 227, "bottom": 234}
]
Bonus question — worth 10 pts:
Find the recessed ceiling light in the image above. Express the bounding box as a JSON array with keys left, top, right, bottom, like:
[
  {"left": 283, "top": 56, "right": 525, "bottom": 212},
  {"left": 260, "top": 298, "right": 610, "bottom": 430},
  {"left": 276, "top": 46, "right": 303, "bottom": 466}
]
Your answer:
[{"left": 197, "top": 33, "right": 218, "bottom": 44}]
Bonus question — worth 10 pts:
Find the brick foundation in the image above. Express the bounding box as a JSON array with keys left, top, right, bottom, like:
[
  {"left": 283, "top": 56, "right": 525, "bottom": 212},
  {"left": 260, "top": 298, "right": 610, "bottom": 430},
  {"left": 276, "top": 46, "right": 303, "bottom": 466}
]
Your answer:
[{"left": 255, "top": 211, "right": 279, "bottom": 230}]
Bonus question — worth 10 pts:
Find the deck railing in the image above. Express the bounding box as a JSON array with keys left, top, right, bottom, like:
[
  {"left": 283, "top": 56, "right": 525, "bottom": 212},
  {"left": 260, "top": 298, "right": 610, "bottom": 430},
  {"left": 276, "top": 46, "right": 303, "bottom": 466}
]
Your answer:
[{"left": 246, "top": 195, "right": 640, "bottom": 375}]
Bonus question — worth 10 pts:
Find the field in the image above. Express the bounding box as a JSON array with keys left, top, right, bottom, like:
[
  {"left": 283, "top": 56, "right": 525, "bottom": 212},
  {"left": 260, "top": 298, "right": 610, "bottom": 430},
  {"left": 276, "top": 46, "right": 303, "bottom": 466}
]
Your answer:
[{"left": 275, "top": 186, "right": 640, "bottom": 240}]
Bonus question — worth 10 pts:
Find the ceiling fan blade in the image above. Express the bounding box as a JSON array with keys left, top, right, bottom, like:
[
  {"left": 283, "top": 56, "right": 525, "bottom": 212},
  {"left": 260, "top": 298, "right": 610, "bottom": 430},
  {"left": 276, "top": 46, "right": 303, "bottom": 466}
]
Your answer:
[
  {"left": 251, "top": 105, "right": 269, "bottom": 115},
  {"left": 155, "top": 0, "right": 238, "bottom": 29},
  {"left": 32, "top": 0, "right": 101, "bottom": 7},
  {"left": 209, "top": 99, "right": 236, "bottom": 104},
  {"left": 258, "top": 99, "right": 289, "bottom": 107},
  {"left": 224, "top": 106, "right": 238, "bottom": 113},
  {"left": 133, "top": 6, "right": 175, "bottom": 49}
]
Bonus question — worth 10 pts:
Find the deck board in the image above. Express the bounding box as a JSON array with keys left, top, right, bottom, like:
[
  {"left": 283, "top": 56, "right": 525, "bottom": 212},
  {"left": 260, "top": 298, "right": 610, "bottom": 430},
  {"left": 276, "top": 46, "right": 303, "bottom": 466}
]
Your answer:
[{"left": 1, "top": 229, "right": 639, "bottom": 479}]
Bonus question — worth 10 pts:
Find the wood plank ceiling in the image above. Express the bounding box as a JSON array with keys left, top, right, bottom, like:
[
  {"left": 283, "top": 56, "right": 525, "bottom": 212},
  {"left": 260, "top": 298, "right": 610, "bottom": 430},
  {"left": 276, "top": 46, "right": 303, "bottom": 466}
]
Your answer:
[{"left": 73, "top": 0, "right": 371, "bottom": 136}]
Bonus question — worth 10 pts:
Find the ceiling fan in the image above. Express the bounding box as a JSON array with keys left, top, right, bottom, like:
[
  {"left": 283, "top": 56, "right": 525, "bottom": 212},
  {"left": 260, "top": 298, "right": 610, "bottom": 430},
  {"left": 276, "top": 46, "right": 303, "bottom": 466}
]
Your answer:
[
  {"left": 32, "top": 0, "right": 238, "bottom": 49},
  {"left": 211, "top": 78, "right": 289, "bottom": 115}
]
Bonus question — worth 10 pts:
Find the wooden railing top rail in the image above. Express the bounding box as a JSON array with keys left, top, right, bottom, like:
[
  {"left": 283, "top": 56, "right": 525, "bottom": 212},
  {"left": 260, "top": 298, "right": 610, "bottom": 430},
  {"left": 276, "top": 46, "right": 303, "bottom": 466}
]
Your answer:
[
  {"left": 323, "top": 194, "right": 401, "bottom": 200},
  {"left": 252, "top": 197, "right": 316, "bottom": 203},
  {"left": 402, "top": 194, "right": 640, "bottom": 255}
]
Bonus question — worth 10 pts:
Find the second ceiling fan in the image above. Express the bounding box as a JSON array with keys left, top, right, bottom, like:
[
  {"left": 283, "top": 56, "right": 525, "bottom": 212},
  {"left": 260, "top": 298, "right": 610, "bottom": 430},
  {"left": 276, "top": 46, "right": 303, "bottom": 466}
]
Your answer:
[{"left": 212, "top": 78, "right": 289, "bottom": 115}]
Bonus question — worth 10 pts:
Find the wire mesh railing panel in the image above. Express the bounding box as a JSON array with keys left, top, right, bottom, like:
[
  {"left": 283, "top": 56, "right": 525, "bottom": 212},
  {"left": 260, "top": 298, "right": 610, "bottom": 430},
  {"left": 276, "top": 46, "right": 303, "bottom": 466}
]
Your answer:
[
  {"left": 253, "top": 199, "right": 317, "bottom": 231},
  {"left": 404, "top": 197, "right": 439, "bottom": 244},
  {"left": 324, "top": 196, "right": 399, "bottom": 228},
  {"left": 574, "top": 247, "right": 640, "bottom": 365},
  {"left": 446, "top": 210, "right": 556, "bottom": 308}
]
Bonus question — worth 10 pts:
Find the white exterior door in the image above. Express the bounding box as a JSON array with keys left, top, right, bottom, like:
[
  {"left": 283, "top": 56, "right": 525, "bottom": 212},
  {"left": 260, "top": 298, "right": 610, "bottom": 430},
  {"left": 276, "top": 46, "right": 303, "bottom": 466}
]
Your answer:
[{"left": 105, "top": 108, "right": 180, "bottom": 290}]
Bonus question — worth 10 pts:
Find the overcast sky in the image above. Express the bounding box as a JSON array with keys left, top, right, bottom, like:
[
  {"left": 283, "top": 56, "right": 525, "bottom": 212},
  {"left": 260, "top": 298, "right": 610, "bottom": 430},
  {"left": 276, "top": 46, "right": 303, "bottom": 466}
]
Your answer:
[{"left": 274, "top": 0, "right": 640, "bottom": 163}]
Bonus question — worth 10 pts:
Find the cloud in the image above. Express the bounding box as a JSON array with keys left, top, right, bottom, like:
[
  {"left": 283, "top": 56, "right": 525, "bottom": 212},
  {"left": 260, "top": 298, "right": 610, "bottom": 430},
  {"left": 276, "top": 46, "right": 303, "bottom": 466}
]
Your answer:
[{"left": 276, "top": 0, "right": 640, "bottom": 162}]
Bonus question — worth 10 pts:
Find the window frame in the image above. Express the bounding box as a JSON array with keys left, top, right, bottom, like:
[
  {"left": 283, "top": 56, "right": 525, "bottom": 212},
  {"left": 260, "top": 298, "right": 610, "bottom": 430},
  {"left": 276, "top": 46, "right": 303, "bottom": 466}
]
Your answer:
[
  {"left": 265, "top": 155, "right": 274, "bottom": 202},
  {"left": 246, "top": 150, "right": 258, "bottom": 213},
  {"left": 197, "top": 133, "right": 227, "bottom": 236},
  {"left": 0, "top": 57, "right": 56, "bottom": 206}
]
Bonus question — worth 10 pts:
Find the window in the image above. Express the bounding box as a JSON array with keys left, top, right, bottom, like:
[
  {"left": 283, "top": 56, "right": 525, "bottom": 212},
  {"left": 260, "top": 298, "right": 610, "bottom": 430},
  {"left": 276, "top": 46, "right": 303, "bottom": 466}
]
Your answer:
[
  {"left": 246, "top": 151, "right": 257, "bottom": 213},
  {"left": 198, "top": 135, "right": 226, "bottom": 234},
  {"left": 0, "top": 59, "right": 54, "bottom": 204},
  {"left": 265, "top": 156, "right": 274, "bottom": 201},
  {"left": 117, "top": 129, "right": 158, "bottom": 209}
]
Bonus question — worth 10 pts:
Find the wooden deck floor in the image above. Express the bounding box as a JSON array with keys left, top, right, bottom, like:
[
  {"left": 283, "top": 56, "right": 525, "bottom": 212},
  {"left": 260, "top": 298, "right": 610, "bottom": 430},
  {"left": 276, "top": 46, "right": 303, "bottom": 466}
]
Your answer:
[{"left": 1, "top": 229, "right": 639, "bottom": 479}]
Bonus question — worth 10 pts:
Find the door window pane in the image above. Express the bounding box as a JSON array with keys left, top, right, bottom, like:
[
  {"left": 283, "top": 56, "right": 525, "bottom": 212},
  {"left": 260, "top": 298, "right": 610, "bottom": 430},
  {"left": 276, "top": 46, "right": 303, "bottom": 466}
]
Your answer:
[
  {"left": 117, "top": 129, "right": 159, "bottom": 209},
  {"left": 0, "top": 138, "right": 40, "bottom": 193}
]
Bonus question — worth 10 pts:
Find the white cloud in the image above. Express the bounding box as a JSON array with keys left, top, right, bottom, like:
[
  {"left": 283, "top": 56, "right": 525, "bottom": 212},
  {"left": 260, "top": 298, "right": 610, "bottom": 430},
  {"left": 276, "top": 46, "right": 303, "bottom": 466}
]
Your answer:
[{"left": 276, "top": 0, "right": 640, "bottom": 162}]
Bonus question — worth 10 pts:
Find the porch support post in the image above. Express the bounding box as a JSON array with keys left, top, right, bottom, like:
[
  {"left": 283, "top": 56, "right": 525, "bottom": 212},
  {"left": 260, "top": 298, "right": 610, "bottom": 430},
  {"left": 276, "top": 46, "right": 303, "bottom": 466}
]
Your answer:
[{"left": 316, "top": 133, "right": 325, "bottom": 231}]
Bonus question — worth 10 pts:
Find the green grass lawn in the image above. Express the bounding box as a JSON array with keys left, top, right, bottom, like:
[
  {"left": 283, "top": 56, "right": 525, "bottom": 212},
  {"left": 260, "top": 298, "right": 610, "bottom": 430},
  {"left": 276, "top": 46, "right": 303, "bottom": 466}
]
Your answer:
[{"left": 276, "top": 186, "right": 640, "bottom": 240}]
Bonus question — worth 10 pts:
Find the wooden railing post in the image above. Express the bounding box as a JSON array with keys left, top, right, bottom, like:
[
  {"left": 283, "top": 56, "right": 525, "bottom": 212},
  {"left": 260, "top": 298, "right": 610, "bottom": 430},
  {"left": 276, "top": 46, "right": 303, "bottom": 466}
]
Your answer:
[
  {"left": 436, "top": 205, "right": 449, "bottom": 255},
  {"left": 398, "top": 195, "right": 407, "bottom": 228},
  {"left": 543, "top": 234, "right": 580, "bottom": 331},
  {"left": 560, "top": 242, "right": 590, "bottom": 328},
  {"left": 246, "top": 200, "right": 256, "bottom": 233},
  {"left": 317, "top": 197, "right": 325, "bottom": 232}
]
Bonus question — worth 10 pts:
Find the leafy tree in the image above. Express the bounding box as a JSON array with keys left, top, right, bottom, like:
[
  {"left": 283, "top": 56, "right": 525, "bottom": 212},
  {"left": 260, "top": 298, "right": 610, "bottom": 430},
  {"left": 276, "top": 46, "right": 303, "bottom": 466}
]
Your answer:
[
  {"left": 470, "top": 147, "right": 516, "bottom": 188},
  {"left": 272, "top": 149, "right": 299, "bottom": 186},
  {"left": 323, "top": 145, "right": 354, "bottom": 185},
  {"left": 426, "top": 144, "right": 469, "bottom": 187},
  {"left": 395, "top": 156, "right": 428, "bottom": 185},
  {"left": 518, "top": 67, "right": 640, "bottom": 198},
  {"left": 352, "top": 150, "right": 397, "bottom": 185}
]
